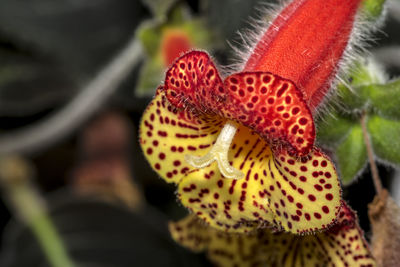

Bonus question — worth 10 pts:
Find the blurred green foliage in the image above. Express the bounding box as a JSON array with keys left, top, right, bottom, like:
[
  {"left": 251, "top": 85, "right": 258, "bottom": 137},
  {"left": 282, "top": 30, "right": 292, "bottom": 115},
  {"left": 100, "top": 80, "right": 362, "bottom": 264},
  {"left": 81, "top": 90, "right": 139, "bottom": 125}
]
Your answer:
[
  {"left": 367, "top": 115, "right": 400, "bottom": 165},
  {"left": 336, "top": 125, "right": 367, "bottom": 185},
  {"left": 362, "top": 0, "right": 387, "bottom": 20},
  {"left": 318, "top": 58, "right": 400, "bottom": 185}
]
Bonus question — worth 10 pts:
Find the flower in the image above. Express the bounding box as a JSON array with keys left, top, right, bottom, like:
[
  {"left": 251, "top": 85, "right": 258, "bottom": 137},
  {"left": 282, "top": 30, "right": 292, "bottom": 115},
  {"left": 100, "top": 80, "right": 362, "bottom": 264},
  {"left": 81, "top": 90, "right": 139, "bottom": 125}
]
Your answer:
[
  {"left": 161, "top": 28, "right": 193, "bottom": 67},
  {"left": 136, "top": 5, "right": 214, "bottom": 96},
  {"left": 140, "top": 0, "right": 363, "bottom": 234},
  {"left": 243, "top": 0, "right": 362, "bottom": 110},
  {"left": 169, "top": 202, "right": 376, "bottom": 267}
]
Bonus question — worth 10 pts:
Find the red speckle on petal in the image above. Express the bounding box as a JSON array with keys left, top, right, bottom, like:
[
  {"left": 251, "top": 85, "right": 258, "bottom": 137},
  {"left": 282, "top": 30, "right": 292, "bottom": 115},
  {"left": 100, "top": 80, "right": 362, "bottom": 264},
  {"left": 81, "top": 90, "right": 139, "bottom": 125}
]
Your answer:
[
  {"left": 324, "top": 184, "right": 332, "bottom": 189},
  {"left": 326, "top": 193, "right": 334, "bottom": 201},
  {"left": 314, "top": 184, "right": 323, "bottom": 191},
  {"left": 322, "top": 206, "right": 330, "bottom": 213},
  {"left": 164, "top": 51, "right": 224, "bottom": 111}
]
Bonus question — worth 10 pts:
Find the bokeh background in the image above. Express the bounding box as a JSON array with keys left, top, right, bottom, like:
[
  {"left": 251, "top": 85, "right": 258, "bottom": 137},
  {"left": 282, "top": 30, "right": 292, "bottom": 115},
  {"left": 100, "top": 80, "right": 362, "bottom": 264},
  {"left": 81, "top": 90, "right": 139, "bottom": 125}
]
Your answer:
[{"left": 0, "top": 0, "right": 399, "bottom": 266}]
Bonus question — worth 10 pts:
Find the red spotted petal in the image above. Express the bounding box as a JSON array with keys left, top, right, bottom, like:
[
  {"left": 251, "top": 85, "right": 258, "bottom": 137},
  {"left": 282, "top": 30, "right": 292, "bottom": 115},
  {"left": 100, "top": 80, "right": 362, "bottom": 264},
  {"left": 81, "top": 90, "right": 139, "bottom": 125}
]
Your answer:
[
  {"left": 164, "top": 51, "right": 315, "bottom": 156},
  {"left": 178, "top": 124, "right": 275, "bottom": 233},
  {"left": 222, "top": 72, "right": 315, "bottom": 156},
  {"left": 291, "top": 202, "right": 375, "bottom": 267},
  {"left": 178, "top": 124, "right": 340, "bottom": 234},
  {"left": 139, "top": 87, "right": 225, "bottom": 184},
  {"left": 164, "top": 51, "right": 225, "bottom": 111},
  {"left": 268, "top": 148, "right": 341, "bottom": 234},
  {"left": 141, "top": 87, "right": 340, "bottom": 234},
  {"left": 170, "top": 203, "right": 376, "bottom": 267},
  {"left": 169, "top": 215, "right": 270, "bottom": 266}
]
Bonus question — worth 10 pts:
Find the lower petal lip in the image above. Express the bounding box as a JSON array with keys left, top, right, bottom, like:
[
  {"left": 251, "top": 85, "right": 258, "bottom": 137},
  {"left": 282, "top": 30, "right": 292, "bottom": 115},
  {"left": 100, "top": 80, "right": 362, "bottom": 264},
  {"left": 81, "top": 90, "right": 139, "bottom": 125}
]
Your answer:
[{"left": 169, "top": 201, "right": 375, "bottom": 266}]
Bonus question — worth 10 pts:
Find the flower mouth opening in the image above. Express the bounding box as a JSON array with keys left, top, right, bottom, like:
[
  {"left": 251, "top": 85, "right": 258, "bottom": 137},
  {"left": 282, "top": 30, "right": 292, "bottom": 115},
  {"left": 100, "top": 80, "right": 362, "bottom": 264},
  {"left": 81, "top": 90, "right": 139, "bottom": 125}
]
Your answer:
[
  {"left": 185, "top": 120, "right": 245, "bottom": 179},
  {"left": 164, "top": 51, "right": 317, "bottom": 159}
]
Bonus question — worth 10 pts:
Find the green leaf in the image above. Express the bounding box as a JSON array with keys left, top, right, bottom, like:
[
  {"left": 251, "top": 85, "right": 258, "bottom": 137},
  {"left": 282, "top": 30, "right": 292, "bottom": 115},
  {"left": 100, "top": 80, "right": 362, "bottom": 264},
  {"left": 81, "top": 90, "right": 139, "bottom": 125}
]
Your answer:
[
  {"left": 363, "top": 79, "right": 400, "bottom": 119},
  {"left": 362, "top": 0, "right": 387, "bottom": 20},
  {"left": 336, "top": 125, "right": 368, "bottom": 185},
  {"left": 137, "top": 22, "right": 163, "bottom": 57},
  {"left": 336, "top": 72, "right": 400, "bottom": 119},
  {"left": 317, "top": 113, "right": 355, "bottom": 146},
  {"left": 368, "top": 115, "right": 400, "bottom": 165},
  {"left": 337, "top": 59, "right": 386, "bottom": 110},
  {"left": 337, "top": 85, "right": 367, "bottom": 110},
  {"left": 348, "top": 59, "right": 385, "bottom": 86},
  {"left": 135, "top": 57, "right": 164, "bottom": 96}
]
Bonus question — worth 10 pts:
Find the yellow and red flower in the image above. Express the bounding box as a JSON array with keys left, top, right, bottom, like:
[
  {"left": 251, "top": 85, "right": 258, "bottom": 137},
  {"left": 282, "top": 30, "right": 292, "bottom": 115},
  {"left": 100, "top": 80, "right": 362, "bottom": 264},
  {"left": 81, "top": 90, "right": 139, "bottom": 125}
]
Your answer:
[{"left": 140, "top": 0, "right": 363, "bottom": 234}]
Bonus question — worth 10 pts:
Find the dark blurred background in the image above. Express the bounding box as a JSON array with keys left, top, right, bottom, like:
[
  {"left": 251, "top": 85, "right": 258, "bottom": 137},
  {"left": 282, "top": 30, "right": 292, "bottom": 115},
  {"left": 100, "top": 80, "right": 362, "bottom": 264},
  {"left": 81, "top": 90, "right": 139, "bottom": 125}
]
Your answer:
[{"left": 0, "top": 0, "right": 399, "bottom": 266}]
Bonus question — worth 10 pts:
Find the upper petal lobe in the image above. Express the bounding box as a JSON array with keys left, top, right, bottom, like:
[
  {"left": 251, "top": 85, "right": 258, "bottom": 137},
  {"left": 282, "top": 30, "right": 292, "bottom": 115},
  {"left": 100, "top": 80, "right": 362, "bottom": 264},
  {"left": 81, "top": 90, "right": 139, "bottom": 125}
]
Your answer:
[{"left": 222, "top": 72, "right": 315, "bottom": 156}]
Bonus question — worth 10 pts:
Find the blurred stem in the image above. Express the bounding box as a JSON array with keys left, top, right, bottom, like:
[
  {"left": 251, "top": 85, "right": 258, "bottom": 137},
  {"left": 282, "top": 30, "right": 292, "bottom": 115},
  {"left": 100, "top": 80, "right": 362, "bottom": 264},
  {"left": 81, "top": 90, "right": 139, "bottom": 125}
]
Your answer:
[
  {"left": 0, "top": 157, "right": 75, "bottom": 267},
  {"left": 360, "top": 111, "right": 383, "bottom": 195},
  {"left": 0, "top": 34, "right": 143, "bottom": 156}
]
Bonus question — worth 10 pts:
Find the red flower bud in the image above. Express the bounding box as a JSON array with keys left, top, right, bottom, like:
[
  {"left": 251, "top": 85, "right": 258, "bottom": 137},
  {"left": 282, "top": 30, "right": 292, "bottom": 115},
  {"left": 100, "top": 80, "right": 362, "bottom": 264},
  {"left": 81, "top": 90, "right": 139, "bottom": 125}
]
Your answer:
[{"left": 244, "top": 0, "right": 362, "bottom": 110}]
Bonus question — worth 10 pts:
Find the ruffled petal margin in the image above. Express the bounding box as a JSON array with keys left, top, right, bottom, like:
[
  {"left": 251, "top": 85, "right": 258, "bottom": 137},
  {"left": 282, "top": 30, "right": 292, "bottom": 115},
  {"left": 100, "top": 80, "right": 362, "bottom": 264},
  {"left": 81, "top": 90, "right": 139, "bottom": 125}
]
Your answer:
[
  {"left": 169, "top": 202, "right": 376, "bottom": 267},
  {"left": 223, "top": 72, "right": 315, "bottom": 156}
]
